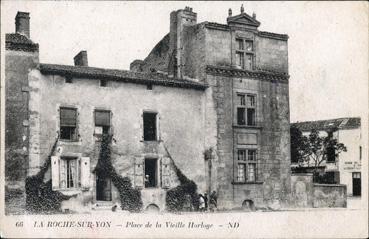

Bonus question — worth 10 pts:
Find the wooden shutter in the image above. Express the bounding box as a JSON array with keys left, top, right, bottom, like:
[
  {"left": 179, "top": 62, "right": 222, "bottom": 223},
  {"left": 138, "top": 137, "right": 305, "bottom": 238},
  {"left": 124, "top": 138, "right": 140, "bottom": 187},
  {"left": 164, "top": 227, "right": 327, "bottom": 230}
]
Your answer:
[
  {"left": 60, "top": 108, "right": 77, "bottom": 126},
  {"left": 134, "top": 157, "right": 144, "bottom": 188},
  {"left": 95, "top": 111, "right": 110, "bottom": 126},
  {"left": 51, "top": 156, "right": 60, "bottom": 190},
  {"left": 161, "top": 157, "right": 170, "bottom": 188},
  {"left": 80, "top": 157, "right": 90, "bottom": 188}
]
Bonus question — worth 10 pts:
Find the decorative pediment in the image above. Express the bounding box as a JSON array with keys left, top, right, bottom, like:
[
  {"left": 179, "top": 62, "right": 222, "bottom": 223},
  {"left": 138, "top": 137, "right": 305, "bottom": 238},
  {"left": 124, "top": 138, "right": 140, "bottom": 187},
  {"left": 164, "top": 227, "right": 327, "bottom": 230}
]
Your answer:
[{"left": 227, "top": 13, "right": 260, "bottom": 29}]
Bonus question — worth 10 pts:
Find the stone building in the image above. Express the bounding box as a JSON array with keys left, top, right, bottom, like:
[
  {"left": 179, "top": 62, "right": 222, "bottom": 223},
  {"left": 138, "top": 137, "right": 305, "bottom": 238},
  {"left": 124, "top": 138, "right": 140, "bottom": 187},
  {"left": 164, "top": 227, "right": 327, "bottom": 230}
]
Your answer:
[
  {"left": 5, "top": 6, "right": 291, "bottom": 213},
  {"left": 291, "top": 117, "right": 362, "bottom": 197}
]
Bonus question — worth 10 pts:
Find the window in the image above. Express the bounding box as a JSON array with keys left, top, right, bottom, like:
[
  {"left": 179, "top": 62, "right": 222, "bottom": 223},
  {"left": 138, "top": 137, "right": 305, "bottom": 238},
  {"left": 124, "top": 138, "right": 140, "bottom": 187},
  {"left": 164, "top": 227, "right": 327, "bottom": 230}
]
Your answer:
[
  {"left": 65, "top": 76, "right": 73, "bottom": 84},
  {"left": 60, "top": 107, "right": 77, "bottom": 141},
  {"left": 145, "top": 158, "right": 157, "bottom": 188},
  {"left": 326, "top": 146, "right": 335, "bottom": 163},
  {"left": 359, "top": 146, "right": 362, "bottom": 160},
  {"left": 235, "top": 38, "right": 254, "bottom": 70},
  {"left": 100, "top": 79, "right": 107, "bottom": 87},
  {"left": 147, "top": 84, "right": 153, "bottom": 90},
  {"left": 60, "top": 157, "right": 80, "bottom": 189},
  {"left": 94, "top": 110, "right": 111, "bottom": 136},
  {"left": 237, "top": 149, "right": 257, "bottom": 182},
  {"left": 143, "top": 112, "right": 157, "bottom": 141},
  {"left": 236, "top": 94, "right": 256, "bottom": 126}
]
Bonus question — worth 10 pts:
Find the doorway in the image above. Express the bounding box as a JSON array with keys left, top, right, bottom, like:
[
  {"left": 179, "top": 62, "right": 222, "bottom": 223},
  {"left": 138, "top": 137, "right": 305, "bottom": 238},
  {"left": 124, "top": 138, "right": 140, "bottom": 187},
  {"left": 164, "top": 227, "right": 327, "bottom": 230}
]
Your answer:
[
  {"left": 145, "top": 158, "right": 157, "bottom": 188},
  {"left": 96, "top": 176, "right": 112, "bottom": 201},
  {"left": 352, "top": 172, "right": 361, "bottom": 196}
]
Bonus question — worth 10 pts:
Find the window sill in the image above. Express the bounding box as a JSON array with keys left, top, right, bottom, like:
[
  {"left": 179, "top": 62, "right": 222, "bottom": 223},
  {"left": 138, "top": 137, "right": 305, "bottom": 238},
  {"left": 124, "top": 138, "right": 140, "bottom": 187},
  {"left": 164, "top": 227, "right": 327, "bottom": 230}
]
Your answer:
[
  {"left": 233, "top": 125, "right": 262, "bottom": 129},
  {"left": 232, "top": 181, "right": 263, "bottom": 185},
  {"left": 54, "top": 188, "right": 86, "bottom": 196},
  {"left": 59, "top": 140, "right": 81, "bottom": 145}
]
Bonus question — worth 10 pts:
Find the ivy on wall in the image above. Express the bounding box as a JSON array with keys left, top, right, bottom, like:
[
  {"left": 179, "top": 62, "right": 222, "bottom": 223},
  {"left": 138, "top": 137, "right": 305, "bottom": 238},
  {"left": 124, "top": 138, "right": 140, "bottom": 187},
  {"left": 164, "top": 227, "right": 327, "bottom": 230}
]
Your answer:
[
  {"left": 25, "top": 136, "right": 74, "bottom": 213},
  {"left": 164, "top": 145, "right": 199, "bottom": 212},
  {"left": 93, "top": 134, "right": 142, "bottom": 212}
]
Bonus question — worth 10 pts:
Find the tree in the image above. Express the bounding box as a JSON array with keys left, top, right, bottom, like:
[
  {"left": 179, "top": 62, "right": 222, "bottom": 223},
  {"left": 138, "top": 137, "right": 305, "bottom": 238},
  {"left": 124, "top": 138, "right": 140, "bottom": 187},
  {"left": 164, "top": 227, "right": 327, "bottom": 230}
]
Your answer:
[{"left": 290, "top": 126, "right": 347, "bottom": 173}]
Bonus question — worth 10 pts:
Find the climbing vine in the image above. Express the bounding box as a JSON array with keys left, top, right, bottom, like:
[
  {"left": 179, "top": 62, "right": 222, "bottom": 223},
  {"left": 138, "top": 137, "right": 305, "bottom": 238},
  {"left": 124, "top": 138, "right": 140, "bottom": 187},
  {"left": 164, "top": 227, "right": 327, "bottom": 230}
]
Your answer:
[
  {"left": 164, "top": 146, "right": 199, "bottom": 212},
  {"left": 25, "top": 135, "right": 73, "bottom": 213},
  {"left": 93, "top": 134, "right": 142, "bottom": 212}
]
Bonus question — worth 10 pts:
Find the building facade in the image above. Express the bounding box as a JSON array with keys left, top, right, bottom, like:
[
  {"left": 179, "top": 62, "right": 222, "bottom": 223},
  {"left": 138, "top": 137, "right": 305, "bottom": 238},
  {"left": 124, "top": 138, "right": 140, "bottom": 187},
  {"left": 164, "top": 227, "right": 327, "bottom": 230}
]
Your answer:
[
  {"left": 291, "top": 117, "right": 362, "bottom": 197},
  {"left": 5, "top": 6, "right": 291, "bottom": 213}
]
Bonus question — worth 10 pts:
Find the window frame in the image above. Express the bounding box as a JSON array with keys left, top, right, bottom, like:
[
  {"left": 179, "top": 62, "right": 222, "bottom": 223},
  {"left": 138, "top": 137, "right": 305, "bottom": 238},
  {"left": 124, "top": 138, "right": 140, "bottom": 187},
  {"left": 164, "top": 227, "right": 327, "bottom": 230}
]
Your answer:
[
  {"left": 94, "top": 109, "right": 112, "bottom": 137},
  {"left": 59, "top": 157, "right": 80, "bottom": 190},
  {"left": 59, "top": 107, "right": 78, "bottom": 141},
  {"left": 236, "top": 93, "right": 257, "bottom": 126},
  {"left": 142, "top": 111, "right": 159, "bottom": 142},
  {"left": 236, "top": 149, "right": 258, "bottom": 183},
  {"left": 235, "top": 38, "right": 254, "bottom": 70}
]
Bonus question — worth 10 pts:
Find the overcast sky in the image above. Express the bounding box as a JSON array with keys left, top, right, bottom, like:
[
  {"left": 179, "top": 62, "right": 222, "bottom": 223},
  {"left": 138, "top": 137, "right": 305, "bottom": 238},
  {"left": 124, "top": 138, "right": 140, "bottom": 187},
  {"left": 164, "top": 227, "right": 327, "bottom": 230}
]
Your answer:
[{"left": 2, "top": 1, "right": 368, "bottom": 123}]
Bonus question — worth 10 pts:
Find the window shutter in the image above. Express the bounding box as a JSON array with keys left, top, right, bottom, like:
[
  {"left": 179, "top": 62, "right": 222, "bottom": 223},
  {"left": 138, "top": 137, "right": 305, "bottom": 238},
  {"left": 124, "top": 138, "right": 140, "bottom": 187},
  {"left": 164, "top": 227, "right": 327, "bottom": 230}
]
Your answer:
[
  {"left": 134, "top": 157, "right": 144, "bottom": 188},
  {"left": 51, "top": 156, "right": 60, "bottom": 190},
  {"left": 80, "top": 157, "right": 90, "bottom": 188},
  {"left": 161, "top": 157, "right": 170, "bottom": 188},
  {"left": 60, "top": 108, "right": 77, "bottom": 126},
  {"left": 95, "top": 111, "right": 111, "bottom": 126}
]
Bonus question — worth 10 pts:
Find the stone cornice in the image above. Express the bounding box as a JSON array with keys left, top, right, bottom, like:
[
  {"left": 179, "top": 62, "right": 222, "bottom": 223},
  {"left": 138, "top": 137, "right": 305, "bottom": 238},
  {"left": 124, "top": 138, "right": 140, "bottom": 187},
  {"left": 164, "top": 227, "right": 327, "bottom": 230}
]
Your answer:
[
  {"left": 206, "top": 65, "right": 289, "bottom": 83},
  {"left": 6, "top": 41, "right": 39, "bottom": 52}
]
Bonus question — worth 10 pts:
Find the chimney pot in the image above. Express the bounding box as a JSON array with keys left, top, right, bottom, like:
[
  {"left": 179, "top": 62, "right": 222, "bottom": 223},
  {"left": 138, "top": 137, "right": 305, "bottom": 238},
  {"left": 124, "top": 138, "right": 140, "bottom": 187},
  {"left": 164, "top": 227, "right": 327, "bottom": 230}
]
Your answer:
[
  {"left": 240, "top": 4, "right": 244, "bottom": 13},
  {"left": 228, "top": 8, "right": 232, "bottom": 17},
  {"left": 74, "top": 51, "right": 88, "bottom": 66},
  {"left": 252, "top": 12, "right": 256, "bottom": 19},
  {"left": 15, "top": 11, "right": 30, "bottom": 38}
]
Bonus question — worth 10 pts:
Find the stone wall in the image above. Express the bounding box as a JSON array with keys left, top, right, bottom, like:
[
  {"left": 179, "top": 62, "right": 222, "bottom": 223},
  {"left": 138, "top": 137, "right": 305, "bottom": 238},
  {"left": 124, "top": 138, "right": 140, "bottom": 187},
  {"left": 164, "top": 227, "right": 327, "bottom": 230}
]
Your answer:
[
  {"left": 290, "top": 173, "right": 314, "bottom": 207},
  {"left": 313, "top": 184, "right": 347, "bottom": 208},
  {"left": 255, "top": 35, "right": 288, "bottom": 73},
  {"left": 27, "top": 69, "right": 207, "bottom": 210}
]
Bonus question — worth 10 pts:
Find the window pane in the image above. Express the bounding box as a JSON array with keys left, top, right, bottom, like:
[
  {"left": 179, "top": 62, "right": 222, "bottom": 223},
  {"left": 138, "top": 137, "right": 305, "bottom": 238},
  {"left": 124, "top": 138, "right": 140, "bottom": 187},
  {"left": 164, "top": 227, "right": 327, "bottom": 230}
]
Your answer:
[
  {"left": 246, "top": 40, "right": 253, "bottom": 51},
  {"left": 326, "top": 146, "right": 335, "bottom": 162},
  {"left": 236, "top": 52, "right": 244, "bottom": 68},
  {"left": 247, "top": 95, "right": 255, "bottom": 107},
  {"left": 60, "top": 126, "right": 76, "bottom": 140},
  {"left": 143, "top": 112, "right": 157, "bottom": 141},
  {"left": 245, "top": 54, "right": 253, "bottom": 70},
  {"left": 60, "top": 108, "right": 77, "bottom": 126},
  {"left": 237, "top": 108, "right": 246, "bottom": 125},
  {"left": 95, "top": 111, "right": 110, "bottom": 126},
  {"left": 237, "top": 94, "right": 245, "bottom": 106},
  {"left": 237, "top": 163, "right": 245, "bottom": 182},
  {"left": 247, "top": 108, "right": 256, "bottom": 126},
  {"left": 238, "top": 150, "right": 246, "bottom": 161},
  {"left": 248, "top": 150, "right": 256, "bottom": 161},
  {"left": 247, "top": 163, "right": 256, "bottom": 182},
  {"left": 236, "top": 39, "right": 244, "bottom": 50}
]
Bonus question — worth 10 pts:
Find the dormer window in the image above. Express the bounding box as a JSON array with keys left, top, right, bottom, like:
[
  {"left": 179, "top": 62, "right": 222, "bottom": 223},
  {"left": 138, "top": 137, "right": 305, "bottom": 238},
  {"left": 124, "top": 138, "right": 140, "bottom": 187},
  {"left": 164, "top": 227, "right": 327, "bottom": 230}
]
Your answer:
[{"left": 235, "top": 38, "right": 254, "bottom": 70}]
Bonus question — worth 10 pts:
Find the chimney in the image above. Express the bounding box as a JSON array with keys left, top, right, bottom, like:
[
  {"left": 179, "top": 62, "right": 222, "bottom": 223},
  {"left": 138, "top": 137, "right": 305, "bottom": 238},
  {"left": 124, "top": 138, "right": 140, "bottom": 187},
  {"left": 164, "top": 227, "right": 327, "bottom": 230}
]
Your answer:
[
  {"left": 74, "top": 51, "right": 88, "bottom": 66},
  {"left": 15, "top": 12, "right": 30, "bottom": 38},
  {"left": 169, "top": 7, "right": 197, "bottom": 78}
]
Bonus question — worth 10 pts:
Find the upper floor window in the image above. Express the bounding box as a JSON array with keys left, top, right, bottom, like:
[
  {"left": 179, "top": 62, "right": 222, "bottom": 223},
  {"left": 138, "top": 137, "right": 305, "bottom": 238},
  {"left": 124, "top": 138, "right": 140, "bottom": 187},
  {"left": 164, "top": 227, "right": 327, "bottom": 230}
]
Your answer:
[
  {"left": 237, "top": 94, "right": 256, "bottom": 126},
  {"left": 235, "top": 38, "right": 254, "bottom": 70},
  {"left": 60, "top": 107, "right": 77, "bottom": 141},
  {"left": 237, "top": 149, "right": 257, "bottom": 182},
  {"left": 94, "top": 110, "right": 111, "bottom": 136},
  {"left": 143, "top": 112, "right": 157, "bottom": 141}
]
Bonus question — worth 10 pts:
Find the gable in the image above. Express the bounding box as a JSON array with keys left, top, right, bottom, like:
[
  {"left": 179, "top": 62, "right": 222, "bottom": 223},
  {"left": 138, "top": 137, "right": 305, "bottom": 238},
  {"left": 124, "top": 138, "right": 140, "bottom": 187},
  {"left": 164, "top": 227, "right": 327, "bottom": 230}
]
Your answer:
[{"left": 227, "top": 13, "right": 261, "bottom": 28}]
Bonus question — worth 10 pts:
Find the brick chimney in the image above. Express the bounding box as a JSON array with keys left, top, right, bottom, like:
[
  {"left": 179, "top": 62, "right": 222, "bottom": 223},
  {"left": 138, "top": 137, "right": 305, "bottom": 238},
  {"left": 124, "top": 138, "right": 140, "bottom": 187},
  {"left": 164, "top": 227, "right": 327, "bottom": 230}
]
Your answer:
[
  {"left": 169, "top": 7, "right": 197, "bottom": 78},
  {"left": 74, "top": 51, "right": 88, "bottom": 66},
  {"left": 15, "top": 12, "right": 30, "bottom": 38}
]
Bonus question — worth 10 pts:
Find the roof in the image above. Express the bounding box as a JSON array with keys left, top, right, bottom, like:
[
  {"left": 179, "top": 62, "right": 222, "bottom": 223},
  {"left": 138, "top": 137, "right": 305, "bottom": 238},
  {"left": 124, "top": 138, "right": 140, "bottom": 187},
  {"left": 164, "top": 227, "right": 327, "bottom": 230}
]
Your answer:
[
  {"left": 5, "top": 33, "right": 39, "bottom": 52},
  {"left": 291, "top": 117, "right": 361, "bottom": 132},
  {"left": 206, "top": 65, "right": 289, "bottom": 83},
  {"left": 39, "top": 63, "right": 208, "bottom": 91}
]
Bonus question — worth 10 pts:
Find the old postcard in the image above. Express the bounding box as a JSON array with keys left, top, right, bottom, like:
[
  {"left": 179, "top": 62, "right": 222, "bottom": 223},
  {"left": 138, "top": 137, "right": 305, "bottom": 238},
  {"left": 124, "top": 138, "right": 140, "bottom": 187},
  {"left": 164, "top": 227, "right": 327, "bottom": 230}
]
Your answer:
[{"left": 0, "top": 1, "right": 368, "bottom": 238}]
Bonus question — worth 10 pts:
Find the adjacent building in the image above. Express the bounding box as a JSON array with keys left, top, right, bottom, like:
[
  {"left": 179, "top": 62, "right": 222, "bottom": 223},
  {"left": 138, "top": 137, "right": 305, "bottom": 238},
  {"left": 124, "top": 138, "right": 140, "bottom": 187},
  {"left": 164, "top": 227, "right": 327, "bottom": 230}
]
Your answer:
[
  {"left": 5, "top": 6, "right": 291, "bottom": 213},
  {"left": 291, "top": 117, "right": 362, "bottom": 197}
]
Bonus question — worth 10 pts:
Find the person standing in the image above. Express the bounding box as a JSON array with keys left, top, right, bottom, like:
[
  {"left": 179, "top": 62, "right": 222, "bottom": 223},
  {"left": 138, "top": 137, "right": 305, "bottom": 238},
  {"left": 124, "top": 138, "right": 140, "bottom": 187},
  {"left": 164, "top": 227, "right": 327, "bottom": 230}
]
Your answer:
[{"left": 198, "top": 194, "right": 205, "bottom": 212}]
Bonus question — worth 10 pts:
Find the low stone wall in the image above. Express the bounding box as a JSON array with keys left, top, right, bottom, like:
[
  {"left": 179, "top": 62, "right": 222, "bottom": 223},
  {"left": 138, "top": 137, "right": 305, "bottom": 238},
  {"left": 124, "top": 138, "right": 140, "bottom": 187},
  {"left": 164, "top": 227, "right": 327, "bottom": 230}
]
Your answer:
[
  {"left": 313, "top": 184, "right": 347, "bottom": 208},
  {"left": 291, "top": 173, "right": 347, "bottom": 208}
]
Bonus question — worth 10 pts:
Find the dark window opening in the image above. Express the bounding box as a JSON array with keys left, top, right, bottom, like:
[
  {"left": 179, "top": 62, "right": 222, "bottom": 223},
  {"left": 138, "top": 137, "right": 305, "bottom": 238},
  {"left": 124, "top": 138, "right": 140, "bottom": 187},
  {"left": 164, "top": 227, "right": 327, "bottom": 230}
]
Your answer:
[
  {"left": 60, "top": 107, "right": 77, "bottom": 140},
  {"left": 247, "top": 108, "right": 256, "bottom": 126},
  {"left": 143, "top": 112, "right": 157, "bottom": 141},
  {"left": 96, "top": 176, "right": 112, "bottom": 201},
  {"left": 359, "top": 146, "right": 362, "bottom": 160},
  {"left": 326, "top": 146, "right": 335, "bottom": 163},
  {"left": 145, "top": 159, "right": 157, "bottom": 188},
  {"left": 100, "top": 79, "right": 107, "bottom": 87},
  {"left": 147, "top": 84, "right": 153, "bottom": 90},
  {"left": 95, "top": 110, "right": 111, "bottom": 136},
  {"left": 65, "top": 76, "right": 73, "bottom": 84},
  {"left": 237, "top": 108, "right": 246, "bottom": 125}
]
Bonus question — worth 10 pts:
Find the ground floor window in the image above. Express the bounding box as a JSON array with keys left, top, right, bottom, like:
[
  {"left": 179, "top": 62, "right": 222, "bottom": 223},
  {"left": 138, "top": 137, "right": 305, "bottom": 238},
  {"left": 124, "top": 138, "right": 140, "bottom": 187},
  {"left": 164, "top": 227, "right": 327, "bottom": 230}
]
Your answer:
[
  {"left": 352, "top": 172, "right": 361, "bottom": 196},
  {"left": 236, "top": 149, "right": 257, "bottom": 182},
  {"left": 60, "top": 157, "right": 80, "bottom": 189},
  {"left": 145, "top": 158, "right": 157, "bottom": 188}
]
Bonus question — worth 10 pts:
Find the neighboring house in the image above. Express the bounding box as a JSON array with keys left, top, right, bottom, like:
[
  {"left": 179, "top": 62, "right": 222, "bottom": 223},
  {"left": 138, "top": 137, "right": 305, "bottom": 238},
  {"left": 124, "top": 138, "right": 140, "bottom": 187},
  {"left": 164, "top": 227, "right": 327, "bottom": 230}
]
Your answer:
[
  {"left": 291, "top": 117, "right": 362, "bottom": 197},
  {"left": 5, "top": 6, "right": 291, "bottom": 212}
]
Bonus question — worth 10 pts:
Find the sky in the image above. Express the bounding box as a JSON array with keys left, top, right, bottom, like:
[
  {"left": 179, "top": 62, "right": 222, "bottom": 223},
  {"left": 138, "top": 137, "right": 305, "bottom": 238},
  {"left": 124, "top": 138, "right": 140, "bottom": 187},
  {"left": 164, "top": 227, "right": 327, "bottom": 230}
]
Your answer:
[{"left": 1, "top": 1, "right": 368, "bottom": 123}]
